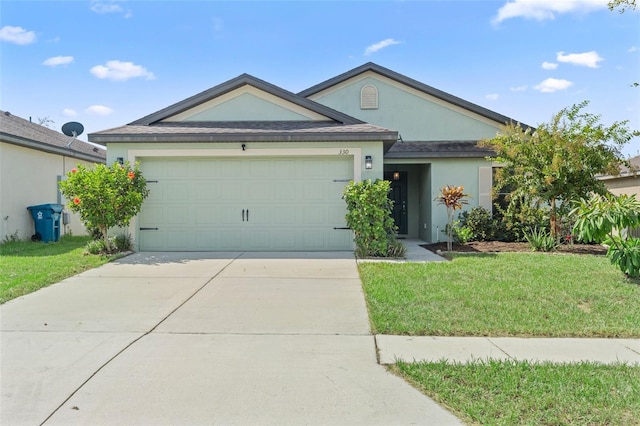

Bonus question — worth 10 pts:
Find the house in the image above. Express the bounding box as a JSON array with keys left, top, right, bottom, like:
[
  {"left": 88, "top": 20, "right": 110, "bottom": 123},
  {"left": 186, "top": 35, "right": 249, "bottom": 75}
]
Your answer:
[
  {"left": 89, "top": 63, "right": 528, "bottom": 252},
  {"left": 0, "top": 110, "right": 107, "bottom": 240}
]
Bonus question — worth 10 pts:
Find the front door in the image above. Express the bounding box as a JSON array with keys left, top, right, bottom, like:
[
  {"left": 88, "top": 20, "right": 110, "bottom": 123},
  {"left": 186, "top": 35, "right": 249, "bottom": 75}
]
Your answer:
[{"left": 384, "top": 171, "right": 408, "bottom": 235}]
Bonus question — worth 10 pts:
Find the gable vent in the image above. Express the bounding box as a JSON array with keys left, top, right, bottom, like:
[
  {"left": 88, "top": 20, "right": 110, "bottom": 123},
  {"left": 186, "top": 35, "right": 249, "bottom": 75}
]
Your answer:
[{"left": 360, "top": 85, "right": 378, "bottom": 110}]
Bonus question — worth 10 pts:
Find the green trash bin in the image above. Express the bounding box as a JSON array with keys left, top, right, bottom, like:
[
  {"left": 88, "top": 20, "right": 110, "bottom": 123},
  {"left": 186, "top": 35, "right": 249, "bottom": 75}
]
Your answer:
[{"left": 27, "top": 204, "right": 64, "bottom": 242}]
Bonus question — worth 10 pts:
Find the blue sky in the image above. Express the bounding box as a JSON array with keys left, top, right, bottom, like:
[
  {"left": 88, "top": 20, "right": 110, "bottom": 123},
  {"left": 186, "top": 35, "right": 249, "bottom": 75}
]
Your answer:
[{"left": 1, "top": 0, "right": 639, "bottom": 156}]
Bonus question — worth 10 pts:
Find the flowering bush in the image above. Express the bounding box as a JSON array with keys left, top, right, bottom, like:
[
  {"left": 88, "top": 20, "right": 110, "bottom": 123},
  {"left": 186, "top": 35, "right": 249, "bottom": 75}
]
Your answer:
[{"left": 59, "top": 161, "right": 149, "bottom": 252}]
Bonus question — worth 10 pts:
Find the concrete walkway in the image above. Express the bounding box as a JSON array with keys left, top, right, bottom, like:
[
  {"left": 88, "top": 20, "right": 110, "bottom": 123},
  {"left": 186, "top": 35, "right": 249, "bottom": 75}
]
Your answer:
[
  {"left": 377, "top": 335, "right": 640, "bottom": 365},
  {"left": 0, "top": 251, "right": 462, "bottom": 426}
]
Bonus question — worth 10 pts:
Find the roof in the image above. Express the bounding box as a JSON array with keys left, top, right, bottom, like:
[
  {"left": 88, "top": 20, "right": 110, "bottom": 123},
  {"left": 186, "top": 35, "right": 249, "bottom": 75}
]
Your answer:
[
  {"left": 385, "top": 140, "right": 495, "bottom": 159},
  {"left": 299, "top": 62, "right": 533, "bottom": 130},
  {"left": 599, "top": 154, "right": 640, "bottom": 180},
  {"left": 0, "top": 110, "right": 106, "bottom": 163},
  {"left": 128, "top": 73, "right": 365, "bottom": 126},
  {"left": 90, "top": 120, "right": 398, "bottom": 147}
]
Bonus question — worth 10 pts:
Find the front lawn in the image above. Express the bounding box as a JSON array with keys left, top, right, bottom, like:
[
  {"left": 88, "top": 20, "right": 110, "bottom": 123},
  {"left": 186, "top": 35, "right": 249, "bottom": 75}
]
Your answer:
[
  {"left": 393, "top": 359, "right": 640, "bottom": 426},
  {"left": 0, "top": 235, "right": 118, "bottom": 304},
  {"left": 359, "top": 253, "right": 640, "bottom": 337}
]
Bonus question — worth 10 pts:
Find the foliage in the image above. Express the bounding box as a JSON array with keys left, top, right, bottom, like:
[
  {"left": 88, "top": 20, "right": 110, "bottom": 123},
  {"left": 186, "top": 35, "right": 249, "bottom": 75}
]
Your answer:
[
  {"left": 2, "top": 230, "right": 20, "bottom": 244},
  {"left": 571, "top": 193, "right": 640, "bottom": 277},
  {"left": 458, "top": 206, "right": 496, "bottom": 241},
  {"left": 343, "top": 179, "right": 402, "bottom": 257},
  {"left": 435, "top": 185, "right": 470, "bottom": 251},
  {"left": 524, "top": 228, "right": 559, "bottom": 252},
  {"left": 444, "top": 221, "right": 473, "bottom": 244},
  {"left": 59, "top": 161, "right": 149, "bottom": 252},
  {"left": 479, "top": 101, "right": 635, "bottom": 238},
  {"left": 609, "top": 0, "right": 637, "bottom": 13},
  {"left": 493, "top": 197, "right": 549, "bottom": 242}
]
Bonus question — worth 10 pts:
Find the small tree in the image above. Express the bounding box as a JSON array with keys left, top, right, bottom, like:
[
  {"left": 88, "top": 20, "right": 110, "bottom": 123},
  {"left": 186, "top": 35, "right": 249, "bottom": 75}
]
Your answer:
[
  {"left": 343, "top": 179, "right": 403, "bottom": 257},
  {"left": 435, "top": 185, "right": 470, "bottom": 251},
  {"left": 571, "top": 193, "right": 640, "bottom": 277},
  {"left": 59, "top": 161, "right": 149, "bottom": 252},
  {"left": 479, "top": 101, "right": 636, "bottom": 239}
]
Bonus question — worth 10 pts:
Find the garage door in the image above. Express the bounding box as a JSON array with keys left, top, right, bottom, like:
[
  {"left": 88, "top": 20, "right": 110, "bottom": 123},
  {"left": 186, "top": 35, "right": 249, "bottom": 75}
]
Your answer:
[{"left": 137, "top": 156, "right": 354, "bottom": 251}]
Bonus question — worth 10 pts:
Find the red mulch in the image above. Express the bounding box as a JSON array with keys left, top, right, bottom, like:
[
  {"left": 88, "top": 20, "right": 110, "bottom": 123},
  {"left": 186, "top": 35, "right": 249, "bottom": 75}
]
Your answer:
[{"left": 421, "top": 240, "right": 607, "bottom": 255}]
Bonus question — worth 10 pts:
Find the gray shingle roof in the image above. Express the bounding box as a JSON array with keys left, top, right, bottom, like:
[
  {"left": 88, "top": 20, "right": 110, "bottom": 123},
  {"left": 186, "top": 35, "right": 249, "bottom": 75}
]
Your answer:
[
  {"left": 386, "top": 140, "right": 495, "bottom": 158},
  {"left": 89, "top": 121, "right": 398, "bottom": 146},
  {"left": 0, "top": 110, "right": 106, "bottom": 162}
]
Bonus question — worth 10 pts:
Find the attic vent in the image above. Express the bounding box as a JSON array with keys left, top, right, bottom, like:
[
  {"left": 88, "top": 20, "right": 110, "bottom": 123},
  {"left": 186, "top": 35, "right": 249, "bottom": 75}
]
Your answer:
[{"left": 360, "top": 85, "right": 378, "bottom": 110}]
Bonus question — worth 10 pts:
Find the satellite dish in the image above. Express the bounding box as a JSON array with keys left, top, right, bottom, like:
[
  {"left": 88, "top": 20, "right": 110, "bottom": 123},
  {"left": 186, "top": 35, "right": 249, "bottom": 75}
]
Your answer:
[
  {"left": 62, "top": 122, "right": 84, "bottom": 148},
  {"left": 62, "top": 122, "right": 84, "bottom": 137}
]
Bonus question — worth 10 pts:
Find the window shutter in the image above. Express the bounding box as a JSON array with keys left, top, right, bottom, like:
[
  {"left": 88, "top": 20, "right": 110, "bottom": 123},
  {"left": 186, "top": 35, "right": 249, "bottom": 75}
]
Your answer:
[
  {"left": 360, "top": 85, "right": 378, "bottom": 109},
  {"left": 478, "top": 166, "right": 492, "bottom": 211}
]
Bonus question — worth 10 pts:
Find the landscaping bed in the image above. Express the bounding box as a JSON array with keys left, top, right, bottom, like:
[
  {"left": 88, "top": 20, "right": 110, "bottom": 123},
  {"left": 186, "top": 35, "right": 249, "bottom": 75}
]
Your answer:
[{"left": 422, "top": 240, "right": 607, "bottom": 255}]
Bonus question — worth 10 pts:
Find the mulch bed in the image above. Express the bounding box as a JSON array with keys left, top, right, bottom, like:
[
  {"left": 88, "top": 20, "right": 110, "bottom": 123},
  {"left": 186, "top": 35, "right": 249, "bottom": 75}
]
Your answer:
[{"left": 421, "top": 240, "right": 607, "bottom": 256}]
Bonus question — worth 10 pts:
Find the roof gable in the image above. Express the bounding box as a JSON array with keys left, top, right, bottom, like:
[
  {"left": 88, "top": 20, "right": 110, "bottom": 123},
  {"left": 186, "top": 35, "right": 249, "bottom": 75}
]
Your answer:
[
  {"left": 299, "top": 62, "right": 531, "bottom": 129},
  {"left": 131, "top": 74, "right": 364, "bottom": 125}
]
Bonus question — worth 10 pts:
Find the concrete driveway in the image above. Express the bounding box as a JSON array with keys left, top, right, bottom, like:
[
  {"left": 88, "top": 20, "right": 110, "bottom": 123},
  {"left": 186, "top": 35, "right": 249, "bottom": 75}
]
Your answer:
[{"left": 1, "top": 252, "right": 461, "bottom": 425}]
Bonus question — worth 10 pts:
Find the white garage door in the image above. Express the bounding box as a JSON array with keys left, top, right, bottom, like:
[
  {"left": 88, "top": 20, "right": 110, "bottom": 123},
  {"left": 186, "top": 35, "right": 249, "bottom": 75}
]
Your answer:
[{"left": 137, "top": 156, "right": 354, "bottom": 251}]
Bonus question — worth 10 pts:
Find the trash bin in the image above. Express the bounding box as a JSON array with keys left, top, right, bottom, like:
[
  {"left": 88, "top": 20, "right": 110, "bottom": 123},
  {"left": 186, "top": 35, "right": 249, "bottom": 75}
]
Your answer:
[{"left": 27, "top": 204, "right": 64, "bottom": 242}]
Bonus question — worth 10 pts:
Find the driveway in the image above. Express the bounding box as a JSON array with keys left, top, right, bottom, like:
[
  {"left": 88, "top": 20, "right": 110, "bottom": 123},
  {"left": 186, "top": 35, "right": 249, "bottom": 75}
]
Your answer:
[{"left": 1, "top": 252, "right": 461, "bottom": 425}]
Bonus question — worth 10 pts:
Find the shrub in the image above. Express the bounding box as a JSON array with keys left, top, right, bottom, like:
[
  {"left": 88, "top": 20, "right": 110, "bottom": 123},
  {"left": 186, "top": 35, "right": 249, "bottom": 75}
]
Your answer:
[
  {"left": 435, "top": 185, "right": 470, "bottom": 251},
  {"left": 458, "top": 206, "right": 495, "bottom": 241},
  {"left": 524, "top": 228, "right": 559, "bottom": 252},
  {"left": 114, "top": 233, "right": 133, "bottom": 252},
  {"left": 495, "top": 198, "right": 549, "bottom": 242},
  {"left": 571, "top": 193, "right": 640, "bottom": 277},
  {"left": 343, "top": 179, "right": 401, "bottom": 257}
]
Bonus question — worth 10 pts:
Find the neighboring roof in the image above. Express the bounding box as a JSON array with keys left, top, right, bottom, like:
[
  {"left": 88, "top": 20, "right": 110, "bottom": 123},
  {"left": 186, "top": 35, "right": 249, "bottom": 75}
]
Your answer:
[
  {"left": 299, "top": 62, "right": 533, "bottom": 130},
  {"left": 385, "top": 140, "right": 495, "bottom": 159},
  {"left": 89, "top": 121, "right": 398, "bottom": 150},
  {"left": 599, "top": 154, "right": 640, "bottom": 180},
  {"left": 129, "top": 73, "right": 365, "bottom": 126},
  {"left": 0, "top": 110, "right": 106, "bottom": 163}
]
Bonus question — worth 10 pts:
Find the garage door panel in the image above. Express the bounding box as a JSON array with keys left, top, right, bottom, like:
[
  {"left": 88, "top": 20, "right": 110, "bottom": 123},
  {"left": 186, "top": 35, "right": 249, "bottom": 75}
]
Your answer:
[{"left": 139, "top": 156, "right": 354, "bottom": 251}]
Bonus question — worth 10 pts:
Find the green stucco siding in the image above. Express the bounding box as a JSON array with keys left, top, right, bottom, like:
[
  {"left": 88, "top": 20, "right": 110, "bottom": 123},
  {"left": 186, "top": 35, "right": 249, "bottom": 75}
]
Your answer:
[
  {"left": 183, "top": 93, "right": 314, "bottom": 121},
  {"left": 312, "top": 76, "right": 502, "bottom": 141}
]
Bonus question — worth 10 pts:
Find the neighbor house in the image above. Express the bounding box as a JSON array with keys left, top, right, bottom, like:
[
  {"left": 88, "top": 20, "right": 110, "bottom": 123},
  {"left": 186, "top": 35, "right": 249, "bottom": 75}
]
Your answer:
[
  {"left": 89, "top": 63, "right": 529, "bottom": 252},
  {"left": 600, "top": 154, "right": 640, "bottom": 237},
  {"left": 0, "top": 110, "right": 106, "bottom": 240}
]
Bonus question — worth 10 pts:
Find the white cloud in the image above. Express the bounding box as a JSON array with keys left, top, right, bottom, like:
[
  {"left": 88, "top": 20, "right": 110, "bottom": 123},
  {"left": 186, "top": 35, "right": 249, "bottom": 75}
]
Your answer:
[
  {"left": 90, "top": 1, "right": 132, "bottom": 18},
  {"left": 492, "top": 0, "right": 608, "bottom": 24},
  {"left": 86, "top": 105, "right": 114, "bottom": 116},
  {"left": 90, "top": 60, "right": 155, "bottom": 81},
  {"left": 628, "top": 46, "right": 639, "bottom": 53},
  {"left": 510, "top": 85, "right": 528, "bottom": 92},
  {"left": 485, "top": 94, "right": 500, "bottom": 101},
  {"left": 534, "top": 78, "right": 573, "bottom": 93},
  {"left": 556, "top": 51, "right": 603, "bottom": 68},
  {"left": 364, "top": 38, "right": 401, "bottom": 56},
  {"left": 63, "top": 108, "right": 78, "bottom": 117},
  {"left": 542, "top": 61, "right": 558, "bottom": 70},
  {"left": 0, "top": 25, "right": 36, "bottom": 45},
  {"left": 43, "top": 56, "right": 74, "bottom": 67}
]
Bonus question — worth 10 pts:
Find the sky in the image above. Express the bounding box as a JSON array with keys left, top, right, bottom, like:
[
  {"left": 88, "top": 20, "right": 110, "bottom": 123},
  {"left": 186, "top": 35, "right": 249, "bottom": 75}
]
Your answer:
[{"left": 1, "top": 0, "right": 639, "bottom": 157}]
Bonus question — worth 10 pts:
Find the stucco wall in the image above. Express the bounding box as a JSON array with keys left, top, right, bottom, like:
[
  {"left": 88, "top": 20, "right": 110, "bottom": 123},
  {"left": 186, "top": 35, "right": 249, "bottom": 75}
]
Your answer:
[
  {"left": 0, "top": 142, "right": 95, "bottom": 240},
  {"left": 308, "top": 72, "right": 503, "bottom": 141},
  {"left": 605, "top": 176, "right": 640, "bottom": 198}
]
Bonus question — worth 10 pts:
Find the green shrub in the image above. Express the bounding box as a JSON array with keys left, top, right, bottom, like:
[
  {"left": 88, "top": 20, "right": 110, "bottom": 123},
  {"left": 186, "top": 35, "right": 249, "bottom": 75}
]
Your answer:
[
  {"left": 524, "top": 228, "right": 559, "bottom": 252},
  {"left": 458, "top": 206, "right": 495, "bottom": 241},
  {"left": 495, "top": 198, "right": 549, "bottom": 242},
  {"left": 114, "top": 233, "right": 133, "bottom": 252},
  {"left": 343, "top": 179, "right": 400, "bottom": 257}
]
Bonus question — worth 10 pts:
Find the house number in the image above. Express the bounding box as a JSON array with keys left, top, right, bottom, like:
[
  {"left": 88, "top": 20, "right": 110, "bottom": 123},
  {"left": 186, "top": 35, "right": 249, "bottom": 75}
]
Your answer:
[{"left": 338, "top": 149, "right": 350, "bottom": 155}]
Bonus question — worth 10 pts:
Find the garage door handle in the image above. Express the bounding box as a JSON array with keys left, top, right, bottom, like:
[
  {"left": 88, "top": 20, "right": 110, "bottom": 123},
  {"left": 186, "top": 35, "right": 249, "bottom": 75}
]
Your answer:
[
  {"left": 242, "top": 209, "right": 245, "bottom": 222},
  {"left": 246, "top": 209, "right": 249, "bottom": 222}
]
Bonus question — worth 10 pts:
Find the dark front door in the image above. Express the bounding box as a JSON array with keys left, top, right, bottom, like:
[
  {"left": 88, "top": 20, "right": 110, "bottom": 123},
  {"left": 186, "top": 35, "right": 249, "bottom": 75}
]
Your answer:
[{"left": 384, "top": 171, "right": 408, "bottom": 235}]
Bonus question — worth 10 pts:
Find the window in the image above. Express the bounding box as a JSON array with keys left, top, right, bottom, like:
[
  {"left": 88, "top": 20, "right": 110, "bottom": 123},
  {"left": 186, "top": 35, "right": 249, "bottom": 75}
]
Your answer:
[{"left": 360, "top": 85, "right": 378, "bottom": 109}]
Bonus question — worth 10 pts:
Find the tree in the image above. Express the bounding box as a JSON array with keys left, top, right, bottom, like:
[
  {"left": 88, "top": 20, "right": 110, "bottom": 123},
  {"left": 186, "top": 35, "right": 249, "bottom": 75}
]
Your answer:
[
  {"left": 59, "top": 161, "right": 149, "bottom": 252},
  {"left": 435, "top": 185, "right": 470, "bottom": 251},
  {"left": 608, "top": 0, "right": 636, "bottom": 13},
  {"left": 478, "top": 101, "right": 635, "bottom": 238}
]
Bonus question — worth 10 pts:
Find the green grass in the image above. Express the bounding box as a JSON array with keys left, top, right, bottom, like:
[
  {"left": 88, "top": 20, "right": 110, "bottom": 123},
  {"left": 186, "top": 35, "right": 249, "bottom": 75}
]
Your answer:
[
  {"left": 359, "top": 253, "right": 640, "bottom": 337},
  {"left": 393, "top": 360, "right": 640, "bottom": 426},
  {"left": 0, "top": 235, "right": 118, "bottom": 304}
]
